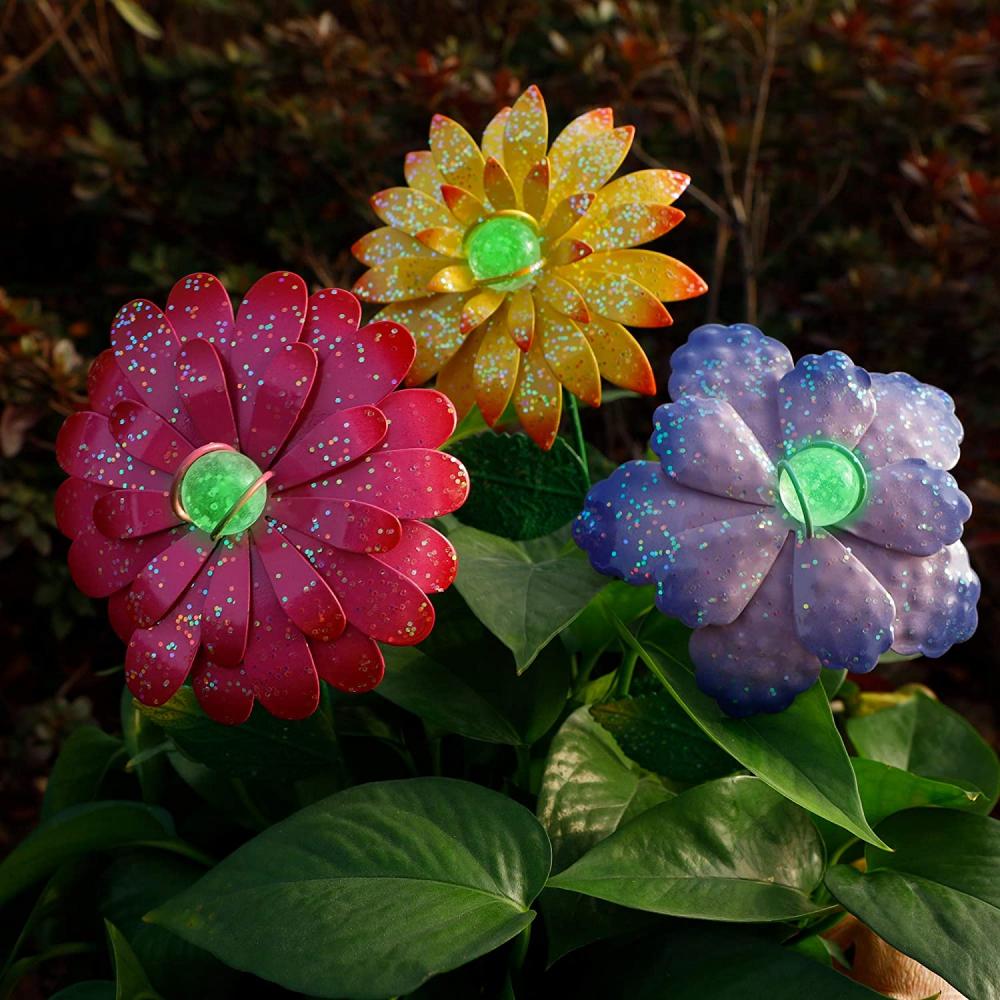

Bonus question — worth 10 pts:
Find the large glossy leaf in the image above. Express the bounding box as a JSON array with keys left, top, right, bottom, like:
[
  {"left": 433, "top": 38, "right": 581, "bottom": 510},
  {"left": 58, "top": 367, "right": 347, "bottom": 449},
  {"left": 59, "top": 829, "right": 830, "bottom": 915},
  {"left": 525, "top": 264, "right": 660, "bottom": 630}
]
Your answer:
[
  {"left": 50, "top": 984, "right": 115, "bottom": 1000},
  {"left": 41, "top": 727, "right": 125, "bottom": 820},
  {"left": 150, "top": 779, "right": 551, "bottom": 999},
  {"left": 847, "top": 692, "right": 1000, "bottom": 809},
  {"left": 826, "top": 809, "right": 1000, "bottom": 1000},
  {"left": 616, "top": 619, "right": 886, "bottom": 848},
  {"left": 444, "top": 432, "right": 588, "bottom": 539},
  {"left": 563, "top": 579, "right": 654, "bottom": 659},
  {"left": 549, "top": 775, "right": 833, "bottom": 921},
  {"left": 443, "top": 519, "right": 607, "bottom": 672},
  {"left": 138, "top": 688, "right": 344, "bottom": 783}
]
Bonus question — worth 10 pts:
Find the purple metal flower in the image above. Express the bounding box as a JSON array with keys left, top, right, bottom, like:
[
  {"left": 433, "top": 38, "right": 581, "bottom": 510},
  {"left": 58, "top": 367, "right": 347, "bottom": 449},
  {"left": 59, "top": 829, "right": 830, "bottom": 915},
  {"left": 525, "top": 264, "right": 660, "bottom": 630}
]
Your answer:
[{"left": 574, "top": 323, "right": 979, "bottom": 717}]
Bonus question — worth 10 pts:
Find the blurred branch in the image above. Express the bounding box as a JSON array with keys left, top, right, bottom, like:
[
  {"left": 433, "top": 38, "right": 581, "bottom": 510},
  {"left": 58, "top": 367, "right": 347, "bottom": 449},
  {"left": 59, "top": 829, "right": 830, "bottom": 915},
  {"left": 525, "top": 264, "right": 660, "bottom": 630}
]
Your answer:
[{"left": 0, "top": 0, "right": 89, "bottom": 89}]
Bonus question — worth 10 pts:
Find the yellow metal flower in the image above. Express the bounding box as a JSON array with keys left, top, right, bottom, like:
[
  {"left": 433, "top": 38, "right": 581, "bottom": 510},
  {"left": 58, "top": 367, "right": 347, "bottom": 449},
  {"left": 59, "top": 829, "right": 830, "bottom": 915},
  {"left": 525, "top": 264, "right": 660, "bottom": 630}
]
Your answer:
[{"left": 352, "top": 85, "right": 707, "bottom": 449}]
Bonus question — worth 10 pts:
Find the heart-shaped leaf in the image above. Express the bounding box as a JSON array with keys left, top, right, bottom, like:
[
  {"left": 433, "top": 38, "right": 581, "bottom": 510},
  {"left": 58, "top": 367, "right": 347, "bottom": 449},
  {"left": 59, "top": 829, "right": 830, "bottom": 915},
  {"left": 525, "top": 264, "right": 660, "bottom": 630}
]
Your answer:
[{"left": 41, "top": 727, "right": 125, "bottom": 820}]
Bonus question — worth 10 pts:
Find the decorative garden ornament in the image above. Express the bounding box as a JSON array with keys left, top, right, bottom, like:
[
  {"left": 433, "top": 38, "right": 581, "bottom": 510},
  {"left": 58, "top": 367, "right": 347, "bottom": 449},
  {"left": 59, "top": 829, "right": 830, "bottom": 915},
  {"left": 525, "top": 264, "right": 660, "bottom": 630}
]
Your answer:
[
  {"left": 56, "top": 272, "right": 469, "bottom": 724},
  {"left": 574, "top": 323, "right": 978, "bottom": 717},
  {"left": 352, "top": 85, "right": 707, "bottom": 449}
]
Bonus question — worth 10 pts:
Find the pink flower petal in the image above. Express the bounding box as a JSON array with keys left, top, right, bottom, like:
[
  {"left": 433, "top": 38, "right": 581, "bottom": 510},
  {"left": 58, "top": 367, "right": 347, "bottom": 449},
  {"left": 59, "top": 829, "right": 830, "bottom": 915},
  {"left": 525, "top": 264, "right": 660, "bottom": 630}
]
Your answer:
[
  {"left": 57, "top": 411, "right": 170, "bottom": 492},
  {"left": 177, "top": 337, "right": 239, "bottom": 449},
  {"left": 231, "top": 272, "right": 308, "bottom": 441},
  {"left": 379, "top": 389, "right": 457, "bottom": 449},
  {"left": 94, "top": 489, "right": 181, "bottom": 539},
  {"left": 374, "top": 520, "right": 457, "bottom": 594},
  {"left": 68, "top": 521, "right": 179, "bottom": 598},
  {"left": 109, "top": 400, "right": 193, "bottom": 473},
  {"left": 266, "top": 495, "right": 402, "bottom": 554},
  {"left": 202, "top": 535, "right": 251, "bottom": 666},
  {"left": 125, "top": 599, "right": 202, "bottom": 707},
  {"left": 191, "top": 655, "right": 255, "bottom": 725},
  {"left": 310, "top": 625, "right": 385, "bottom": 693},
  {"left": 55, "top": 478, "right": 107, "bottom": 539},
  {"left": 165, "top": 272, "right": 235, "bottom": 354},
  {"left": 270, "top": 405, "right": 388, "bottom": 491},
  {"left": 242, "top": 342, "right": 317, "bottom": 468},
  {"left": 253, "top": 521, "right": 346, "bottom": 642},
  {"left": 126, "top": 528, "right": 215, "bottom": 629},
  {"left": 107, "top": 587, "right": 136, "bottom": 643},
  {"left": 88, "top": 349, "right": 138, "bottom": 415}
]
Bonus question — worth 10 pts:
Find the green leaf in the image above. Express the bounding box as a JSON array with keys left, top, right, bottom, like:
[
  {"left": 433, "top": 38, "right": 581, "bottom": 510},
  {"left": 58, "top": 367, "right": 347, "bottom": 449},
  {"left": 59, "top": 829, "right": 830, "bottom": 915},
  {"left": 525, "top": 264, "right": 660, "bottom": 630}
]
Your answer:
[
  {"left": 615, "top": 619, "right": 887, "bottom": 848},
  {"left": 105, "top": 921, "right": 163, "bottom": 1000},
  {"left": 826, "top": 809, "right": 1000, "bottom": 1000},
  {"left": 591, "top": 689, "right": 737, "bottom": 784},
  {"left": 50, "top": 983, "right": 115, "bottom": 1000},
  {"left": 550, "top": 775, "right": 833, "bottom": 921},
  {"left": 109, "top": 0, "right": 163, "bottom": 39},
  {"left": 563, "top": 579, "right": 654, "bottom": 658},
  {"left": 444, "top": 432, "right": 588, "bottom": 539},
  {"left": 0, "top": 802, "right": 183, "bottom": 905},
  {"left": 41, "top": 727, "right": 125, "bottom": 820},
  {"left": 138, "top": 687, "right": 345, "bottom": 783},
  {"left": 150, "top": 779, "right": 551, "bottom": 999},
  {"left": 847, "top": 692, "right": 1000, "bottom": 809},
  {"left": 444, "top": 519, "right": 607, "bottom": 672},
  {"left": 121, "top": 689, "right": 168, "bottom": 804}
]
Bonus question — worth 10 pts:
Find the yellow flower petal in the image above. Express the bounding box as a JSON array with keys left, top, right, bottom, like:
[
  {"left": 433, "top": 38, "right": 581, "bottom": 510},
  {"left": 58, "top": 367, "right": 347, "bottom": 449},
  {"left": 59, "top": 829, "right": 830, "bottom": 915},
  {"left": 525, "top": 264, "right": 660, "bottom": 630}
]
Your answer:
[
  {"left": 522, "top": 159, "right": 550, "bottom": 220},
  {"left": 507, "top": 287, "right": 535, "bottom": 351},
  {"left": 592, "top": 169, "right": 690, "bottom": 210},
  {"left": 427, "top": 264, "right": 477, "bottom": 293},
  {"left": 404, "top": 151, "right": 445, "bottom": 200},
  {"left": 534, "top": 272, "right": 590, "bottom": 323},
  {"left": 483, "top": 157, "right": 518, "bottom": 212},
  {"left": 441, "top": 184, "right": 487, "bottom": 228},
  {"left": 352, "top": 227, "right": 436, "bottom": 267},
  {"left": 567, "top": 249, "right": 707, "bottom": 301},
  {"left": 371, "top": 187, "right": 454, "bottom": 235},
  {"left": 377, "top": 293, "right": 470, "bottom": 384},
  {"left": 514, "top": 338, "right": 563, "bottom": 451},
  {"left": 430, "top": 114, "right": 485, "bottom": 200},
  {"left": 416, "top": 226, "right": 466, "bottom": 258},
  {"left": 435, "top": 322, "right": 487, "bottom": 420},
  {"left": 536, "top": 301, "right": 600, "bottom": 407},
  {"left": 543, "top": 192, "right": 596, "bottom": 243},
  {"left": 571, "top": 270, "right": 672, "bottom": 327},
  {"left": 474, "top": 312, "right": 521, "bottom": 425},
  {"left": 548, "top": 107, "right": 614, "bottom": 187},
  {"left": 482, "top": 106, "right": 511, "bottom": 163},
  {"left": 353, "top": 258, "right": 443, "bottom": 302},
  {"left": 580, "top": 315, "right": 656, "bottom": 395},
  {"left": 548, "top": 238, "right": 593, "bottom": 267},
  {"left": 548, "top": 125, "right": 634, "bottom": 214},
  {"left": 579, "top": 203, "right": 685, "bottom": 253},
  {"left": 461, "top": 288, "right": 506, "bottom": 334},
  {"left": 504, "top": 85, "right": 548, "bottom": 192}
]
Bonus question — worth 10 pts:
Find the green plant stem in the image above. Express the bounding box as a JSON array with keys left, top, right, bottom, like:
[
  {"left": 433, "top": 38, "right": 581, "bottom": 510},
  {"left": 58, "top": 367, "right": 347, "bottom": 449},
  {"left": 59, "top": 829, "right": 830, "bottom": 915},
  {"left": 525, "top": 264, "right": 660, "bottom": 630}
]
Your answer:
[
  {"left": 615, "top": 649, "right": 639, "bottom": 698},
  {"left": 564, "top": 391, "right": 590, "bottom": 487}
]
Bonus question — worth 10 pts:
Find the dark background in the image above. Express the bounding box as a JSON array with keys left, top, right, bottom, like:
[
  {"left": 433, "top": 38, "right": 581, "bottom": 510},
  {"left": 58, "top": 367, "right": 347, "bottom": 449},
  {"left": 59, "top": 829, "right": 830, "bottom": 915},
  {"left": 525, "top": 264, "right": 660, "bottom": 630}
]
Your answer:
[{"left": 1, "top": 0, "right": 998, "bottom": 853}]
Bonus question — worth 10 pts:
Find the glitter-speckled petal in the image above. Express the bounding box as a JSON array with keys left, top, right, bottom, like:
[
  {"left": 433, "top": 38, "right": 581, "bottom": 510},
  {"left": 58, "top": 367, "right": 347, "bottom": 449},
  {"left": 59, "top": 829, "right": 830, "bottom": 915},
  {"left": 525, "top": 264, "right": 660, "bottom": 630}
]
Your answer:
[
  {"left": 165, "top": 272, "right": 235, "bottom": 354},
  {"left": 507, "top": 287, "right": 535, "bottom": 351},
  {"left": 254, "top": 521, "right": 346, "bottom": 642},
  {"left": 843, "top": 459, "right": 971, "bottom": 556},
  {"left": 523, "top": 159, "right": 550, "bottom": 219},
  {"left": 57, "top": 411, "right": 169, "bottom": 492},
  {"left": 650, "top": 396, "right": 776, "bottom": 504},
  {"left": 430, "top": 115, "right": 485, "bottom": 199},
  {"left": 271, "top": 404, "right": 387, "bottom": 491},
  {"left": 482, "top": 106, "right": 511, "bottom": 162},
  {"left": 202, "top": 534, "right": 250, "bottom": 666},
  {"left": 846, "top": 536, "right": 979, "bottom": 659},
  {"left": 374, "top": 520, "right": 457, "bottom": 594},
  {"left": 126, "top": 600, "right": 202, "bottom": 708},
  {"left": 566, "top": 250, "right": 707, "bottom": 302},
  {"left": 792, "top": 531, "right": 894, "bottom": 673},
  {"left": 380, "top": 388, "right": 457, "bottom": 449},
  {"left": 126, "top": 528, "right": 215, "bottom": 629},
  {"left": 690, "top": 540, "right": 822, "bottom": 717},
  {"left": 857, "top": 372, "right": 963, "bottom": 471},
  {"left": 461, "top": 288, "right": 506, "bottom": 335},
  {"left": 433, "top": 323, "right": 486, "bottom": 420},
  {"left": 371, "top": 187, "right": 454, "bottom": 234},
  {"left": 543, "top": 193, "right": 596, "bottom": 243},
  {"left": 109, "top": 400, "right": 193, "bottom": 474},
  {"left": 503, "top": 85, "right": 547, "bottom": 192},
  {"left": 353, "top": 227, "right": 437, "bottom": 267},
  {"left": 669, "top": 323, "right": 794, "bottom": 458},
  {"left": 176, "top": 337, "right": 239, "bottom": 449},
  {"left": 88, "top": 349, "right": 138, "bottom": 416},
  {"left": 68, "top": 522, "right": 178, "bottom": 599},
  {"left": 483, "top": 157, "right": 518, "bottom": 212},
  {"left": 55, "top": 478, "right": 106, "bottom": 539},
  {"left": 536, "top": 303, "right": 600, "bottom": 407},
  {"left": 593, "top": 169, "right": 690, "bottom": 210},
  {"left": 514, "top": 339, "right": 562, "bottom": 450},
  {"left": 654, "top": 509, "right": 788, "bottom": 628},
  {"left": 579, "top": 204, "right": 685, "bottom": 254},
  {"left": 417, "top": 227, "right": 465, "bottom": 259},
  {"left": 191, "top": 655, "right": 254, "bottom": 726},
  {"left": 267, "top": 495, "right": 401, "bottom": 553},
  {"left": 573, "top": 460, "right": 759, "bottom": 585},
  {"left": 547, "top": 109, "right": 615, "bottom": 207},
  {"left": 777, "top": 350, "right": 876, "bottom": 455},
  {"left": 570, "top": 270, "right": 672, "bottom": 327},
  {"left": 580, "top": 315, "right": 655, "bottom": 395},
  {"left": 534, "top": 273, "right": 589, "bottom": 323},
  {"left": 441, "top": 185, "right": 488, "bottom": 229},
  {"left": 378, "top": 293, "right": 469, "bottom": 385},
  {"left": 474, "top": 313, "right": 521, "bottom": 425},
  {"left": 404, "top": 150, "right": 446, "bottom": 200},
  {"left": 310, "top": 625, "right": 385, "bottom": 694},
  {"left": 427, "top": 264, "right": 476, "bottom": 294},
  {"left": 548, "top": 126, "right": 634, "bottom": 210},
  {"left": 242, "top": 342, "right": 317, "bottom": 469},
  {"left": 108, "top": 587, "right": 136, "bottom": 644},
  {"left": 353, "top": 258, "right": 443, "bottom": 303},
  {"left": 94, "top": 489, "right": 180, "bottom": 539}
]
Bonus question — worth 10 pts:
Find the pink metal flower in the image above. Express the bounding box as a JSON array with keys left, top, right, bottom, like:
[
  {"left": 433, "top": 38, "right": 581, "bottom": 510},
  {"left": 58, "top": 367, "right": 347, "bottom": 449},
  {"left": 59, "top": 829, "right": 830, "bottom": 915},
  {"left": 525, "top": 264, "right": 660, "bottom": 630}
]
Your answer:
[{"left": 56, "top": 272, "right": 469, "bottom": 724}]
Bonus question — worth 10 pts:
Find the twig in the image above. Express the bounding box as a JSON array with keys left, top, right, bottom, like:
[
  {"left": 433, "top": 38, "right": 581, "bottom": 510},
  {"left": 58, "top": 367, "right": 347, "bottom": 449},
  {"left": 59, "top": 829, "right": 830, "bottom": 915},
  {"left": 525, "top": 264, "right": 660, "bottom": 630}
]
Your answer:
[{"left": 0, "top": 0, "right": 89, "bottom": 89}]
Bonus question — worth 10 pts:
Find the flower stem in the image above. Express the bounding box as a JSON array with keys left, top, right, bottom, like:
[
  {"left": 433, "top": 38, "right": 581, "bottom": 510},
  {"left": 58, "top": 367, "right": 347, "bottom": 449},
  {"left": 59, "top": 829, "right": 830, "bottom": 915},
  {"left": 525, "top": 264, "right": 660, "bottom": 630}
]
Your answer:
[
  {"left": 614, "top": 649, "right": 639, "bottom": 699},
  {"left": 564, "top": 390, "right": 590, "bottom": 487}
]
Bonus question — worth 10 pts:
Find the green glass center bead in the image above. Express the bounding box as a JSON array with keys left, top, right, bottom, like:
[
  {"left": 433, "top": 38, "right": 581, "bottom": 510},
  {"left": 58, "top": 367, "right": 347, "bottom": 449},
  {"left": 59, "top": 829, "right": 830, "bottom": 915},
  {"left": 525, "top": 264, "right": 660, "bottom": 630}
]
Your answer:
[
  {"left": 465, "top": 214, "right": 542, "bottom": 291},
  {"left": 180, "top": 450, "right": 266, "bottom": 536},
  {"left": 777, "top": 443, "right": 867, "bottom": 530}
]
